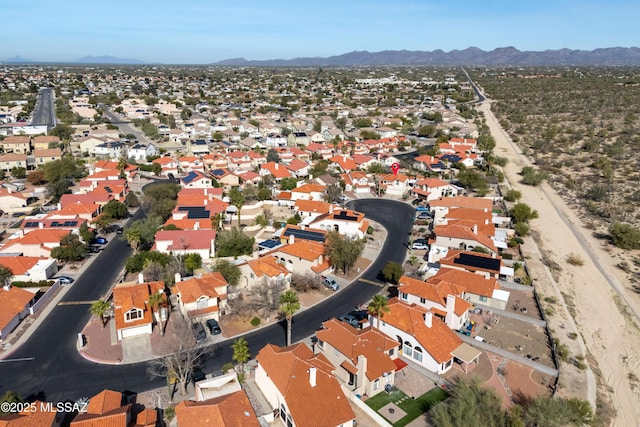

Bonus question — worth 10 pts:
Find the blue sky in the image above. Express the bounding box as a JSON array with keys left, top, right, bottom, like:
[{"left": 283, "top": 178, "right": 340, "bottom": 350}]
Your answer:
[{"left": 2, "top": 0, "right": 638, "bottom": 63}]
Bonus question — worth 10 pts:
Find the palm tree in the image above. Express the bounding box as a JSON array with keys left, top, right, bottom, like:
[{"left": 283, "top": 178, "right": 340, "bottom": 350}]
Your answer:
[
  {"left": 231, "top": 337, "right": 250, "bottom": 375},
  {"left": 367, "top": 295, "right": 390, "bottom": 329},
  {"left": 90, "top": 299, "right": 111, "bottom": 328},
  {"left": 148, "top": 291, "right": 167, "bottom": 336},
  {"left": 124, "top": 227, "right": 141, "bottom": 253},
  {"left": 211, "top": 212, "right": 223, "bottom": 231},
  {"left": 229, "top": 187, "right": 245, "bottom": 227},
  {"left": 279, "top": 290, "right": 300, "bottom": 346}
]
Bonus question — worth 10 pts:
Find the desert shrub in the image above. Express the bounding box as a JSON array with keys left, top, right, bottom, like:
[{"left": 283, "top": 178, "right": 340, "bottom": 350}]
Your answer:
[
  {"left": 250, "top": 317, "right": 261, "bottom": 327},
  {"left": 566, "top": 253, "right": 584, "bottom": 266}
]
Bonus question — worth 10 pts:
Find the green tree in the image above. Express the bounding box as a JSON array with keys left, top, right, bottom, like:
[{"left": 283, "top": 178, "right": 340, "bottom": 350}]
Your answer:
[
  {"left": 212, "top": 259, "right": 241, "bottom": 286},
  {"left": 325, "top": 231, "right": 366, "bottom": 274},
  {"left": 309, "top": 159, "right": 329, "bottom": 178},
  {"left": 124, "top": 226, "right": 142, "bottom": 252},
  {"left": 231, "top": 337, "right": 251, "bottom": 374},
  {"left": 49, "top": 124, "right": 74, "bottom": 140},
  {"left": 102, "top": 200, "right": 128, "bottom": 219},
  {"left": 26, "top": 169, "right": 46, "bottom": 185},
  {"left": 366, "top": 163, "right": 386, "bottom": 174},
  {"left": 503, "top": 189, "right": 522, "bottom": 202},
  {"left": 125, "top": 191, "right": 140, "bottom": 208},
  {"left": 381, "top": 261, "right": 403, "bottom": 285},
  {"left": 368, "top": 295, "right": 390, "bottom": 329},
  {"left": 79, "top": 222, "right": 94, "bottom": 243},
  {"left": 149, "top": 291, "right": 167, "bottom": 336},
  {"left": 323, "top": 183, "right": 343, "bottom": 203},
  {"left": 510, "top": 203, "right": 539, "bottom": 224},
  {"left": 183, "top": 253, "right": 202, "bottom": 273},
  {"left": 266, "top": 148, "right": 280, "bottom": 163},
  {"left": 279, "top": 290, "right": 300, "bottom": 346},
  {"left": 430, "top": 377, "right": 510, "bottom": 427},
  {"left": 51, "top": 233, "right": 86, "bottom": 262},
  {"left": 229, "top": 187, "right": 245, "bottom": 227},
  {"left": 0, "top": 265, "right": 13, "bottom": 286},
  {"left": 522, "top": 395, "right": 593, "bottom": 427},
  {"left": 0, "top": 391, "right": 23, "bottom": 415},
  {"left": 520, "top": 166, "right": 548, "bottom": 186},
  {"left": 216, "top": 228, "right": 254, "bottom": 257},
  {"left": 90, "top": 299, "right": 111, "bottom": 328},
  {"left": 10, "top": 166, "right": 26, "bottom": 179},
  {"left": 279, "top": 177, "right": 298, "bottom": 191}
]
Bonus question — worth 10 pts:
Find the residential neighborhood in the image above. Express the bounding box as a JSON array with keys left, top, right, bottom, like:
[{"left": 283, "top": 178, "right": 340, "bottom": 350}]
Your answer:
[{"left": 0, "top": 65, "right": 588, "bottom": 426}]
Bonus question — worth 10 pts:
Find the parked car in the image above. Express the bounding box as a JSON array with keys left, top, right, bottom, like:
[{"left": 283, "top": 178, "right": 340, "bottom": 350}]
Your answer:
[
  {"left": 205, "top": 319, "right": 222, "bottom": 335},
  {"left": 192, "top": 322, "right": 207, "bottom": 344},
  {"left": 338, "top": 195, "right": 349, "bottom": 202},
  {"left": 116, "top": 227, "right": 123, "bottom": 235},
  {"left": 190, "top": 367, "right": 206, "bottom": 383},
  {"left": 415, "top": 206, "right": 429, "bottom": 212},
  {"left": 94, "top": 237, "right": 108, "bottom": 245},
  {"left": 412, "top": 239, "right": 429, "bottom": 250},
  {"left": 411, "top": 198, "right": 422, "bottom": 206},
  {"left": 338, "top": 314, "right": 360, "bottom": 329},
  {"left": 87, "top": 245, "right": 102, "bottom": 254},
  {"left": 56, "top": 275, "right": 75, "bottom": 285},
  {"left": 416, "top": 211, "right": 431, "bottom": 220},
  {"left": 322, "top": 277, "right": 339, "bottom": 291},
  {"left": 348, "top": 310, "right": 368, "bottom": 321}
]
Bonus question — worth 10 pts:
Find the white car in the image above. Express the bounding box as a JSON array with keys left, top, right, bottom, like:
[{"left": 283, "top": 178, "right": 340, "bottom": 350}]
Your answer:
[
  {"left": 322, "top": 277, "right": 340, "bottom": 291},
  {"left": 412, "top": 240, "right": 429, "bottom": 250}
]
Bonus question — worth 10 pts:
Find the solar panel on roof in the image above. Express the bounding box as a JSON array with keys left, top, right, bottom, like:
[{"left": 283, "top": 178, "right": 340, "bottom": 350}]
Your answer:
[
  {"left": 333, "top": 211, "right": 358, "bottom": 221},
  {"left": 283, "top": 228, "right": 326, "bottom": 243},
  {"left": 104, "top": 186, "right": 112, "bottom": 193},
  {"left": 24, "top": 221, "right": 39, "bottom": 228},
  {"left": 182, "top": 171, "right": 198, "bottom": 184},
  {"left": 454, "top": 253, "right": 500, "bottom": 271},
  {"left": 212, "top": 169, "right": 225, "bottom": 177},
  {"left": 178, "top": 206, "right": 210, "bottom": 219},
  {"left": 258, "top": 239, "right": 280, "bottom": 249}
]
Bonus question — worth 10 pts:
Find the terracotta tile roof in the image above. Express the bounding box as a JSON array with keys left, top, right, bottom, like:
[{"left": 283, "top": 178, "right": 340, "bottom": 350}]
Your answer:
[
  {"left": 286, "top": 158, "right": 308, "bottom": 172},
  {"left": 439, "top": 249, "right": 502, "bottom": 275},
  {"left": 317, "top": 319, "right": 398, "bottom": 381},
  {"left": 432, "top": 269, "right": 498, "bottom": 298},
  {"left": 446, "top": 219, "right": 495, "bottom": 237},
  {"left": 174, "top": 390, "right": 259, "bottom": 427},
  {"left": 291, "top": 183, "right": 326, "bottom": 194},
  {"left": 0, "top": 400, "right": 57, "bottom": 426},
  {"left": 445, "top": 207, "right": 493, "bottom": 223},
  {"left": 175, "top": 272, "right": 227, "bottom": 304},
  {"left": 155, "top": 229, "right": 216, "bottom": 250},
  {"left": 383, "top": 298, "right": 461, "bottom": 364},
  {"left": 277, "top": 191, "right": 292, "bottom": 200},
  {"left": 71, "top": 389, "right": 131, "bottom": 427},
  {"left": 275, "top": 240, "right": 324, "bottom": 261},
  {"left": 310, "top": 259, "right": 331, "bottom": 274},
  {"left": 0, "top": 256, "right": 41, "bottom": 275},
  {"left": 50, "top": 203, "right": 100, "bottom": 217},
  {"left": 256, "top": 343, "right": 355, "bottom": 427},
  {"left": 113, "top": 281, "right": 164, "bottom": 331},
  {"left": 0, "top": 187, "right": 27, "bottom": 200},
  {"left": 5, "top": 229, "right": 69, "bottom": 247},
  {"left": 33, "top": 148, "right": 63, "bottom": 158},
  {"left": 260, "top": 162, "right": 291, "bottom": 179},
  {"left": 294, "top": 199, "right": 331, "bottom": 214},
  {"left": 246, "top": 256, "right": 289, "bottom": 278},
  {"left": 162, "top": 218, "right": 212, "bottom": 230},
  {"left": 329, "top": 155, "right": 357, "bottom": 171},
  {"left": 1, "top": 136, "right": 29, "bottom": 144},
  {"left": 415, "top": 177, "right": 450, "bottom": 188},
  {"left": 429, "top": 196, "right": 492, "bottom": 210},
  {"left": 33, "top": 135, "right": 60, "bottom": 144},
  {"left": 0, "top": 286, "right": 35, "bottom": 332},
  {"left": 433, "top": 224, "right": 497, "bottom": 252},
  {"left": 134, "top": 408, "right": 157, "bottom": 427},
  {"left": 398, "top": 275, "right": 471, "bottom": 317},
  {"left": 0, "top": 153, "right": 27, "bottom": 161},
  {"left": 60, "top": 193, "right": 113, "bottom": 207}
]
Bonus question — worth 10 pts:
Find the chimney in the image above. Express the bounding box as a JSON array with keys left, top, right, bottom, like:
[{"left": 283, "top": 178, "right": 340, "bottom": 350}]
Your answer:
[
  {"left": 356, "top": 355, "right": 367, "bottom": 384},
  {"left": 3, "top": 283, "right": 10, "bottom": 291},
  {"left": 57, "top": 202, "right": 61, "bottom": 210},
  {"left": 39, "top": 222, "right": 44, "bottom": 229},
  {"left": 329, "top": 205, "right": 334, "bottom": 214},
  {"left": 275, "top": 163, "right": 279, "bottom": 170},
  {"left": 424, "top": 310, "right": 433, "bottom": 328},
  {"left": 6, "top": 187, "right": 11, "bottom": 194},
  {"left": 138, "top": 272, "right": 144, "bottom": 284},
  {"left": 194, "top": 221, "right": 200, "bottom": 230},
  {"left": 289, "top": 234, "right": 295, "bottom": 245},
  {"left": 204, "top": 187, "right": 208, "bottom": 195},
  {"left": 342, "top": 155, "right": 347, "bottom": 162},
  {"left": 309, "top": 366, "right": 317, "bottom": 387},
  {"left": 175, "top": 272, "right": 181, "bottom": 284},
  {"left": 472, "top": 224, "right": 478, "bottom": 235},
  {"left": 446, "top": 295, "right": 455, "bottom": 327},
  {"left": 485, "top": 218, "right": 489, "bottom": 225},
  {"left": 300, "top": 224, "right": 305, "bottom": 230}
]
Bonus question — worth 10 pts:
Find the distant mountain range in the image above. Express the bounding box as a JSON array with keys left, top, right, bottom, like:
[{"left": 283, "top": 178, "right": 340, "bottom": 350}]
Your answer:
[
  {"left": 3, "top": 47, "right": 640, "bottom": 66},
  {"left": 213, "top": 47, "right": 640, "bottom": 66}
]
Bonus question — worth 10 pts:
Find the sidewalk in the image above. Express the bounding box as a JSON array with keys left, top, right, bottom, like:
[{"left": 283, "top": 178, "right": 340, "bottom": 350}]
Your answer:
[{"left": 76, "top": 218, "right": 392, "bottom": 365}]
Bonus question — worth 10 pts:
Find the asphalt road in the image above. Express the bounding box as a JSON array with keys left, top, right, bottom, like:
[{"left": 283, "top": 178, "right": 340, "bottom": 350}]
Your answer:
[
  {"left": 98, "top": 104, "right": 154, "bottom": 146},
  {"left": 0, "top": 199, "right": 413, "bottom": 402},
  {"left": 31, "top": 88, "right": 56, "bottom": 128}
]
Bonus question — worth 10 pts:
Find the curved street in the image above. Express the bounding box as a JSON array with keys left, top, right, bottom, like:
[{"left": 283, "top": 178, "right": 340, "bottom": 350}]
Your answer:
[{"left": 0, "top": 199, "right": 413, "bottom": 403}]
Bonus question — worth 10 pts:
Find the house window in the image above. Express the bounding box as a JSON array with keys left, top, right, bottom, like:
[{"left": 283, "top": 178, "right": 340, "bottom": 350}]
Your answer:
[
  {"left": 317, "top": 339, "right": 324, "bottom": 349},
  {"left": 419, "top": 297, "right": 426, "bottom": 304},
  {"left": 401, "top": 293, "right": 408, "bottom": 301},
  {"left": 250, "top": 273, "right": 255, "bottom": 279},
  {"left": 404, "top": 341, "right": 413, "bottom": 358},
  {"left": 374, "top": 379, "right": 380, "bottom": 390},
  {"left": 413, "top": 346, "right": 423, "bottom": 363},
  {"left": 389, "top": 348, "right": 395, "bottom": 356},
  {"left": 196, "top": 297, "right": 207, "bottom": 310},
  {"left": 334, "top": 348, "right": 340, "bottom": 356},
  {"left": 125, "top": 308, "right": 142, "bottom": 322},
  {"left": 479, "top": 296, "right": 487, "bottom": 302}
]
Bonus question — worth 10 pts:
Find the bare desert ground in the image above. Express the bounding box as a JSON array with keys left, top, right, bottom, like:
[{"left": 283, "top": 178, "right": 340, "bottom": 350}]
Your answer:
[{"left": 479, "top": 100, "right": 640, "bottom": 426}]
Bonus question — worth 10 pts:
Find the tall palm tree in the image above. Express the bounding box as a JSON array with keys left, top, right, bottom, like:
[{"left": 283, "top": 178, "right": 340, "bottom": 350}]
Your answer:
[
  {"left": 231, "top": 337, "right": 251, "bottom": 375},
  {"left": 229, "top": 187, "right": 245, "bottom": 227},
  {"left": 279, "top": 290, "right": 300, "bottom": 346},
  {"left": 124, "top": 227, "right": 142, "bottom": 253},
  {"left": 368, "top": 295, "right": 390, "bottom": 329},
  {"left": 148, "top": 291, "right": 167, "bottom": 336},
  {"left": 90, "top": 299, "right": 111, "bottom": 328}
]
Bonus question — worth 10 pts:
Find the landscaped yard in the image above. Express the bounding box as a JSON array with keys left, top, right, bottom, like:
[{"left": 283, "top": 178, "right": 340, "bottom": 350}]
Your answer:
[{"left": 365, "top": 386, "right": 449, "bottom": 427}]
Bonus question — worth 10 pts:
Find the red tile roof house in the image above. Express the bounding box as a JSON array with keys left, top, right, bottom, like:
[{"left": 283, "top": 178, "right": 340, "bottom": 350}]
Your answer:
[
  {"left": 340, "top": 171, "right": 371, "bottom": 194},
  {"left": 259, "top": 161, "right": 293, "bottom": 181},
  {"left": 310, "top": 208, "right": 369, "bottom": 239},
  {"left": 412, "top": 177, "right": 460, "bottom": 201},
  {"left": 290, "top": 183, "right": 326, "bottom": 201},
  {"left": 0, "top": 229, "right": 70, "bottom": 258},
  {"left": 315, "top": 318, "right": 401, "bottom": 398},
  {"left": 0, "top": 255, "right": 58, "bottom": 282},
  {"left": 374, "top": 297, "right": 481, "bottom": 375},
  {"left": 0, "top": 283, "right": 37, "bottom": 341},
  {"left": 174, "top": 390, "right": 260, "bottom": 427},
  {"left": 431, "top": 268, "right": 510, "bottom": 311},
  {"left": 112, "top": 277, "right": 165, "bottom": 340},
  {"left": 154, "top": 229, "right": 217, "bottom": 259},
  {"left": 270, "top": 238, "right": 331, "bottom": 275},
  {"left": 255, "top": 343, "right": 356, "bottom": 427},
  {"left": 431, "top": 223, "right": 498, "bottom": 254},
  {"left": 397, "top": 275, "right": 471, "bottom": 331},
  {"left": 152, "top": 156, "right": 179, "bottom": 176},
  {"left": 69, "top": 389, "right": 133, "bottom": 427},
  {"left": 174, "top": 272, "right": 228, "bottom": 322},
  {"left": 237, "top": 255, "right": 291, "bottom": 290},
  {"left": 0, "top": 400, "right": 57, "bottom": 426},
  {"left": 180, "top": 170, "right": 213, "bottom": 189}
]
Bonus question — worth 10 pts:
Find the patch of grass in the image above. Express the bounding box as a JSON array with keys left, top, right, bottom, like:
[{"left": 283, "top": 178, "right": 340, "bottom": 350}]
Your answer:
[{"left": 366, "top": 387, "right": 449, "bottom": 427}]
